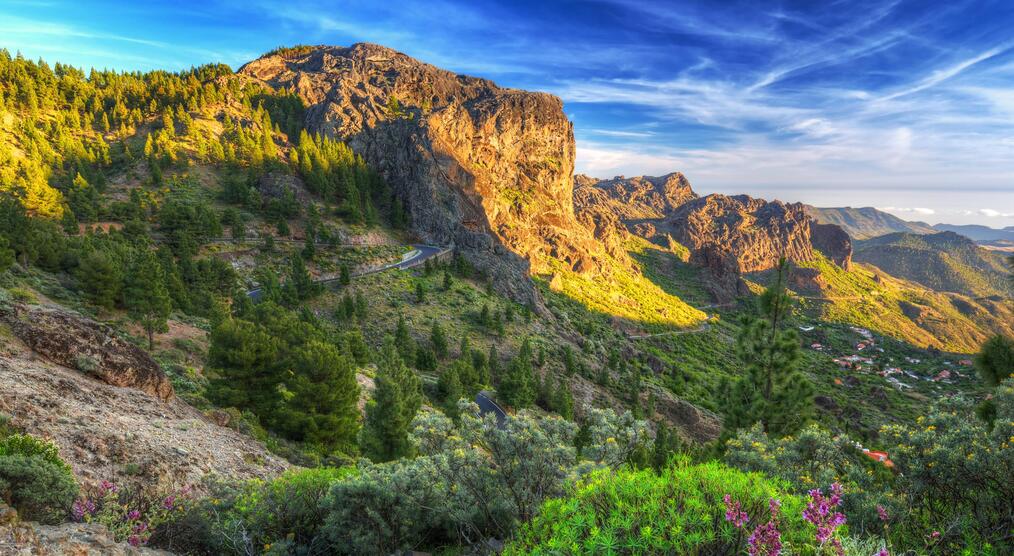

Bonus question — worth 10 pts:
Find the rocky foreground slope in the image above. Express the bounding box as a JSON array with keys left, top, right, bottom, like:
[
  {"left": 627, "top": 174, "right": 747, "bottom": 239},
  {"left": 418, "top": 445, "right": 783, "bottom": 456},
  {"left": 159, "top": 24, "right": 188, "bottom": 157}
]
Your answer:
[
  {"left": 240, "top": 44, "right": 612, "bottom": 308},
  {"left": 0, "top": 302, "right": 288, "bottom": 492}
]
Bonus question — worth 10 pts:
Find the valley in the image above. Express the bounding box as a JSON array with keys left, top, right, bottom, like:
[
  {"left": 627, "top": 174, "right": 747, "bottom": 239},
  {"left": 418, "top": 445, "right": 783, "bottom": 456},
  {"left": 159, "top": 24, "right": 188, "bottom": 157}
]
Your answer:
[{"left": 0, "top": 42, "right": 1010, "bottom": 555}]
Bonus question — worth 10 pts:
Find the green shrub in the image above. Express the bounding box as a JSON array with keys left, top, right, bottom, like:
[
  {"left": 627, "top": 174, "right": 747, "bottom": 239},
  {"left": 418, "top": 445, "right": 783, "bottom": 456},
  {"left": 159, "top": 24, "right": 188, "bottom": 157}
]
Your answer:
[
  {"left": 0, "top": 434, "right": 78, "bottom": 523},
  {"left": 165, "top": 467, "right": 354, "bottom": 554},
  {"left": 231, "top": 467, "right": 355, "bottom": 550},
  {"left": 505, "top": 459, "right": 811, "bottom": 555}
]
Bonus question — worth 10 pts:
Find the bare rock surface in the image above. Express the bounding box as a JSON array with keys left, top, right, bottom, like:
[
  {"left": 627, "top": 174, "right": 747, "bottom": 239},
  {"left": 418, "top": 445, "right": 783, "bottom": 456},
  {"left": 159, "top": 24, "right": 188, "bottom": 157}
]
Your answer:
[
  {"left": 0, "top": 502, "right": 169, "bottom": 555},
  {"left": 240, "top": 43, "right": 612, "bottom": 307},
  {"left": 0, "top": 322, "right": 288, "bottom": 493},
  {"left": 575, "top": 173, "right": 696, "bottom": 220},
  {"left": 0, "top": 303, "right": 173, "bottom": 401}
]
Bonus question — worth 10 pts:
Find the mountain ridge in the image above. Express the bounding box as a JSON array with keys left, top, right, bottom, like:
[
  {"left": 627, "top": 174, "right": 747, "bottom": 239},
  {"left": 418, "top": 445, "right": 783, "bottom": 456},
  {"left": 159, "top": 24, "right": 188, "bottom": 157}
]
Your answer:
[{"left": 804, "top": 205, "right": 935, "bottom": 239}]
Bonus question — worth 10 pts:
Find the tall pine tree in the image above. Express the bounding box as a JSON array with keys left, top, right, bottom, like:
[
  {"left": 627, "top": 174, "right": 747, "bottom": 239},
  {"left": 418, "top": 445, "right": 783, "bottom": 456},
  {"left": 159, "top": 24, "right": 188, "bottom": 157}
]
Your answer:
[
  {"left": 124, "top": 250, "right": 172, "bottom": 350},
  {"left": 723, "top": 257, "right": 813, "bottom": 437},
  {"left": 360, "top": 338, "right": 423, "bottom": 462}
]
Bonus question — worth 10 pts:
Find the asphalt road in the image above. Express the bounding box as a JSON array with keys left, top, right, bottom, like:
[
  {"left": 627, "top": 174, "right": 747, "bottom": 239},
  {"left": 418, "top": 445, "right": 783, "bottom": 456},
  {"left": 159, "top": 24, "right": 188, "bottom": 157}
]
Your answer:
[{"left": 247, "top": 244, "right": 447, "bottom": 299}]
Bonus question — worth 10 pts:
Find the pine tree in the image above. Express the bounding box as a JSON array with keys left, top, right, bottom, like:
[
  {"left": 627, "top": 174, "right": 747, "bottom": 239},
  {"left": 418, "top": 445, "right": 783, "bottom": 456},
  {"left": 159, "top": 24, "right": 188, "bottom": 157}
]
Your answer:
[
  {"left": 124, "top": 250, "right": 172, "bottom": 350},
  {"left": 415, "top": 281, "right": 425, "bottom": 303},
  {"left": 415, "top": 344, "right": 437, "bottom": 372},
  {"left": 724, "top": 258, "right": 813, "bottom": 437},
  {"left": 431, "top": 322, "right": 448, "bottom": 359},
  {"left": 975, "top": 335, "right": 1014, "bottom": 387},
  {"left": 339, "top": 264, "right": 351, "bottom": 286},
  {"left": 394, "top": 314, "right": 415, "bottom": 363},
  {"left": 283, "top": 340, "right": 360, "bottom": 453},
  {"left": 0, "top": 238, "right": 14, "bottom": 274},
  {"left": 488, "top": 344, "right": 500, "bottom": 379},
  {"left": 437, "top": 363, "right": 463, "bottom": 418},
  {"left": 499, "top": 338, "right": 536, "bottom": 409},
  {"left": 442, "top": 269, "right": 452, "bottom": 291},
  {"left": 76, "top": 249, "right": 123, "bottom": 310},
  {"left": 360, "top": 339, "right": 422, "bottom": 462},
  {"left": 552, "top": 378, "right": 574, "bottom": 420},
  {"left": 354, "top": 292, "right": 368, "bottom": 321},
  {"left": 283, "top": 253, "right": 319, "bottom": 302}
]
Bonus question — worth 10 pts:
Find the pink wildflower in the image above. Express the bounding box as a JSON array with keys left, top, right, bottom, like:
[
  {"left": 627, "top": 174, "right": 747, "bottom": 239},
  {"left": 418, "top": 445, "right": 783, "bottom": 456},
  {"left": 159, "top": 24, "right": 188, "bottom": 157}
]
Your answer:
[
  {"left": 126, "top": 509, "right": 141, "bottom": 521},
  {"left": 71, "top": 499, "right": 96, "bottom": 521},
  {"left": 877, "top": 505, "right": 889, "bottom": 522},
  {"left": 723, "top": 494, "right": 749, "bottom": 528},
  {"left": 803, "top": 484, "right": 847, "bottom": 555},
  {"left": 747, "top": 498, "right": 783, "bottom": 556}
]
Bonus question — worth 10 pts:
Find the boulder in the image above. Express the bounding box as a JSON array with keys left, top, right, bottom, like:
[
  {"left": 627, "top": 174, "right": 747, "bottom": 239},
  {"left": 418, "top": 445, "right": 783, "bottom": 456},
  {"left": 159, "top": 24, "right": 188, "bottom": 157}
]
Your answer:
[{"left": 0, "top": 304, "right": 173, "bottom": 401}]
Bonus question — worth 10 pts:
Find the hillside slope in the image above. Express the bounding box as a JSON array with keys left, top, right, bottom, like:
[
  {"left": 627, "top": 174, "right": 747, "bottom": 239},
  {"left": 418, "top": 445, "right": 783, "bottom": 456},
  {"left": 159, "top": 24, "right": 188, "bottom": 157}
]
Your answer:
[
  {"left": 855, "top": 231, "right": 1012, "bottom": 297},
  {"left": 804, "top": 206, "right": 935, "bottom": 239}
]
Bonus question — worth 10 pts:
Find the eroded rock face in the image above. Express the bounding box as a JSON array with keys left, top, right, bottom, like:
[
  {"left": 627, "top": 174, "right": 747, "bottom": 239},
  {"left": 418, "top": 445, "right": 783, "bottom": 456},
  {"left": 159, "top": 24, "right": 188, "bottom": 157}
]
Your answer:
[
  {"left": 811, "top": 222, "right": 853, "bottom": 269},
  {"left": 0, "top": 349, "right": 288, "bottom": 493},
  {"left": 575, "top": 173, "right": 697, "bottom": 220},
  {"left": 572, "top": 173, "right": 853, "bottom": 300},
  {"left": 670, "top": 195, "right": 816, "bottom": 273},
  {"left": 0, "top": 304, "right": 173, "bottom": 401},
  {"left": 240, "top": 43, "right": 608, "bottom": 307}
]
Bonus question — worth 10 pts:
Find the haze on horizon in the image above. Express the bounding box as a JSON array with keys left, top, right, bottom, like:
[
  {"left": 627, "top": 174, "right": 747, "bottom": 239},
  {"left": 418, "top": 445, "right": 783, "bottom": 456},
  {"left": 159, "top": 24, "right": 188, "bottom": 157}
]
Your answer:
[{"left": 3, "top": 0, "right": 1012, "bottom": 226}]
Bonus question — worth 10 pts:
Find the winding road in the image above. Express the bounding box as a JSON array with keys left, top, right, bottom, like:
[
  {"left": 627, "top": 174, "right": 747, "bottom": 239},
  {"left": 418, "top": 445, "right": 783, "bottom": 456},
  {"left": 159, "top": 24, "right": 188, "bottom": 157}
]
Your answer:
[{"left": 247, "top": 244, "right": 448, "bottom": 299}]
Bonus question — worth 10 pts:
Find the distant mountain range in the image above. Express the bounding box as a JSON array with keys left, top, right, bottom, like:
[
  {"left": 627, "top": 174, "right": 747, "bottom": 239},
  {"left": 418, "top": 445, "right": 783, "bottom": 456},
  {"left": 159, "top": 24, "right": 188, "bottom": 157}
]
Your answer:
[
  {"left": 929, "top": 223, "right": 1014, "bottom": 243},
  {"left": 854, "top": 231, "right": 1012, "bottom": 298},
  {"left": 804, "top": 206, "right": 935, "bottom": 239},
  {"left": 807, "top": 206, "right": 1014, "bottom": 247}
]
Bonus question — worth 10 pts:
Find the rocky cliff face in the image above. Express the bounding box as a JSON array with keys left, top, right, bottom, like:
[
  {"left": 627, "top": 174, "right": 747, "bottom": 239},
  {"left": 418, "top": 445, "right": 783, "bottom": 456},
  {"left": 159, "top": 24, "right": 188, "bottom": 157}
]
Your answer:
[
  {"left": 240, "top": 44, "right": 608, "bottom": 306},
  {"left": 574, "top": 172, "right": 854, "bottom": 301},
  {"left": 574, "top": 173, "right": 697, "bottom": 220}
]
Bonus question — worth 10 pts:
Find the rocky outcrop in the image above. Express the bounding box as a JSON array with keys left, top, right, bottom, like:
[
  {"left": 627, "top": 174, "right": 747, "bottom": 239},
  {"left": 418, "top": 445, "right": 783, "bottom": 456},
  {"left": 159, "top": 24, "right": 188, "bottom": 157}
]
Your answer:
[
  {"left": 666, "top": 195, "right": 819, "bottom": 299},
  {"left": 0, "top": 304, "right": 173, "bottom": 401},
  {"left": 575, "top": 173, "right": 697, "bottom": 220},
  {"left": 670, "top": 195, "right": 816, "bottom": 274},
  {"left": 0, "top": 503, "right": 169, "bottom": 555},
  {"left": 0, "top": 333, "right": 288, "bottom": 492},
  {"left": 811, "top": 222, "right": 853, "bottom": 269},
  {"left": 240, "top": 43, "right": 610, "bottom": 307}
]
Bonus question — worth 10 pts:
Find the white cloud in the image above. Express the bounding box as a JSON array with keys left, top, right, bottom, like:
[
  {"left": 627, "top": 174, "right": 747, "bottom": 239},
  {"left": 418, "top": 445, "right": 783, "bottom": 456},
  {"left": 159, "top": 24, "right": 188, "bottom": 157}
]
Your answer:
[
  {"left": 877, "top": 207, "right": 936, "bottom": 215},
  {"left": 979, "top": 209, "right": 1014, "bottom": 217}
]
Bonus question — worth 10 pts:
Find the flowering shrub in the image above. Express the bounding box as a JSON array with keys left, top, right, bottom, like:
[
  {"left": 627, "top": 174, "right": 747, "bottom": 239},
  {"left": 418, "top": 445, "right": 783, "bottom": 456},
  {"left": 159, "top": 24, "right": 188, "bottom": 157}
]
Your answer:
[
  {"left": 802, "top": 483, "right": 847, "bottom": 555},
  {"left": 725, "top": 423, "right": 897, "bottom": 535},
  {"left": 881, "top": 379, "right": 1014, "bottom": 552},
  {"left": 505, "top": 460, "right": 811, "bottom": 555},
  {"left": 72, "top": 480, "right": 192, "bottom": 547}
]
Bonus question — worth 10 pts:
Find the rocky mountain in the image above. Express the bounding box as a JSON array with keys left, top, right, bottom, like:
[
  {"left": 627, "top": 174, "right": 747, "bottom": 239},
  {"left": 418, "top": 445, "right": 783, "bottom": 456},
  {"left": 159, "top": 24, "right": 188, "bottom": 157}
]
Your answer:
[
  {"left": 855, "top": 231, "right": 1013, "bottom": 298},
  {"left": 574, "top": 173, "right": 697, "bottom": 220},
  {"left": 240, "top": 44, "right": 611, "bottom": 308},
  {"left": 668, "top": 195, "right": 852, "bottom": 298},
  {"left": 575, "top": 174, "right": 853, "bottom": 300},
  {"left": 804, "top": 206, "right": 935, "bottom": 239}
]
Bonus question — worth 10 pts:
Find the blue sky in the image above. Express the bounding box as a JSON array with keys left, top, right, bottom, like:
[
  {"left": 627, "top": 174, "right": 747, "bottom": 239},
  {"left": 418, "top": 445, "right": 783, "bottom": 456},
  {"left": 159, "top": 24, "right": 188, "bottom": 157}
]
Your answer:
[{"left": 2, "top": 0, "right": 1013, "bottom": 226}]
